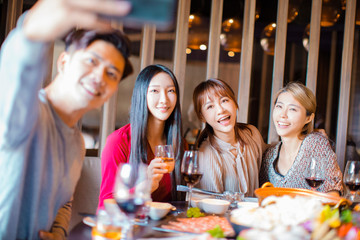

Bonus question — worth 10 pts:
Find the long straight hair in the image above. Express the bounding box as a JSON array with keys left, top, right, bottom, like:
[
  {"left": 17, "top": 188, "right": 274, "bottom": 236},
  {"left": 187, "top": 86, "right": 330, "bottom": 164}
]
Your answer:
[
  {"left": 193, "top": 78, "right": 251, "bottom": 152},
  {"left": 129, "top": 64, "right": 184, "bottom": 198}
]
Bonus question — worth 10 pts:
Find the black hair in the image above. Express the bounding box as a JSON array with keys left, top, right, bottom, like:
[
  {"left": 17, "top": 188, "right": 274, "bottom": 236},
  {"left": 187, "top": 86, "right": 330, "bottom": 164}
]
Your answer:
[
  {"left": 64, "top": 29, "right": 133, "bottom": 79},
  {"left": 129, "top": 64, "right": 184, "bottom": 199}
]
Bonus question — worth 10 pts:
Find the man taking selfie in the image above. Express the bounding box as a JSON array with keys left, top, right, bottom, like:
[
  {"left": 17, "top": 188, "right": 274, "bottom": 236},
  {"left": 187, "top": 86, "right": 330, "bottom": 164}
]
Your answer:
[{"left": 0, "top": 0, "right": 133, "bottom": 239}]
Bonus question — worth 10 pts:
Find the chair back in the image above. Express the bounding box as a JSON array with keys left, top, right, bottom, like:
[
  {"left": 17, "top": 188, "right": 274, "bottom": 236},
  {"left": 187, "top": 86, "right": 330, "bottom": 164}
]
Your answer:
[{"left": 69, "top": 156, "right": 101, "bottom": 231}]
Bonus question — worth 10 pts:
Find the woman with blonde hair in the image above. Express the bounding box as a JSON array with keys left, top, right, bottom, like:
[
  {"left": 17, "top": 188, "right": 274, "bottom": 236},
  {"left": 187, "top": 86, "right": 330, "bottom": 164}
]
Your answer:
[
  {"left": 259, "top": 82, "right": 343, "bottom": 193},
  {"left": 193, "top": 78, "right": 266, "bottom": 197}
]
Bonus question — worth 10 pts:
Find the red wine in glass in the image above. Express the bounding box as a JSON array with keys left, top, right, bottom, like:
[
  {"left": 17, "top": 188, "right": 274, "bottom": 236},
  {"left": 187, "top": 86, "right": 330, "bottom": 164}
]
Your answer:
[
  {"left": 304, "top": 158, "right": 325, "bottom": 191},
  {"left": 116, "top": 198, "right": 145, "bottom": 216},
  {"left": 345, "top": 181, "right": 360, "bottom": 191},
  {"left": 305, "top": 177, "right": 324, "bottom": 189},
  {"left": 114, "top": 163, "right": 149, "bottom": 239},
  {"left": 182, "top": 173, "right": 203, "bottom": 185},
  {"left": 344, "top": 161, "right": 360, "bottom": 202},
  {"left": 181, "top": 150, "right": 202, "bottom": 209}
]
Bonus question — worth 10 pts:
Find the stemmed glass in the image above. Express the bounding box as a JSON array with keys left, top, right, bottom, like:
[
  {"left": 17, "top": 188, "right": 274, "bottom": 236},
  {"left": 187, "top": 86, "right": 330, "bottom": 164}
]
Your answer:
[
  {"left": 113, "top": 163, "right": 150, "bottom": 239},
  {"left": 344, "top": 160, "right": 360, "bottom": 202},
  {"left": 181, "top": 150, "right": 203, "bottom": 209},
  {"left": 304, "top": 158, "right": 325, "bottom": 191},
  {"left": 155, "top": 145, "right": 175, "bottom": 173}
]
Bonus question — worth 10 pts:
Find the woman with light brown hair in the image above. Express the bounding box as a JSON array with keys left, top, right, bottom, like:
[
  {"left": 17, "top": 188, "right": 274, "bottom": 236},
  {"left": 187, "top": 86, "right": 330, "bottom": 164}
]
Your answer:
[
  {"left": 259, "top": 82, "right": 343, "bottom": 194},
  {"left": 193, "top": 78, "right": 266, "bottom": 197}
]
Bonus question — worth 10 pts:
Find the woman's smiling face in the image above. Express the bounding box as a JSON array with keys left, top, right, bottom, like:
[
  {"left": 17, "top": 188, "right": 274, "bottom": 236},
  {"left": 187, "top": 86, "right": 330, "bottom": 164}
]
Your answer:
[
  {"left": 273, "top": 92, "right": 313, "bottom": 138},
  {"left": 200, "top": 93, "right": 237, "bottom": 139},
  {"left": 146, "top": 72, "right": 177, "bottom": 122}
]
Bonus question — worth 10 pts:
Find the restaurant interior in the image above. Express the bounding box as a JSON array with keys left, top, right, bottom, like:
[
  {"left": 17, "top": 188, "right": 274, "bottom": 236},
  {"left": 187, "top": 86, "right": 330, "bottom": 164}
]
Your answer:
[
  {"left": 1, "top": 0, "right": 360, "bottom": 238},
  {"left": 1, "top": 0, "right": 359, "bottom": 164}
]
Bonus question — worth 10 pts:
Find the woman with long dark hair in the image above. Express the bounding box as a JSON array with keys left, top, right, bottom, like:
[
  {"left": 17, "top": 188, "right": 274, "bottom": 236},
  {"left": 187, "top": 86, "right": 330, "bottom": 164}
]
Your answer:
[{"left": 98, "top": 64, "right": 184, "bottom": 208}]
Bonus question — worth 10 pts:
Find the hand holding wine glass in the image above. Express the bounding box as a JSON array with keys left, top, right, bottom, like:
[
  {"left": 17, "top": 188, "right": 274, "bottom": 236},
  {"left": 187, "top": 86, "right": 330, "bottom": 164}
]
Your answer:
[
  {"left": 344, "top": 160, "right": 360, "bottom": 202},
  {"left": 113, "top": 163, "right": 150, "bottom": 239},
  {"left": 304, "top": 158, "right": 325, "bottom": 191},
  {"left": 181, "top": 150, "right": 203, "bottom": 209},
  {"left": 155, "top": 145, "right": 175, "bottom": 173}
]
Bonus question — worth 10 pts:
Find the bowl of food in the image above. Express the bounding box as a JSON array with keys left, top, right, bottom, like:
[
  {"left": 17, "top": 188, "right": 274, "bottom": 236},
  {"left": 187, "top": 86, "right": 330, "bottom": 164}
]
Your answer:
[
  {"left": 148, "top": 202, "right": 175, "bottom": 220},
  {"left": 200, "top": 199, "right": 230, "bottom": 215},
  {"left": 255, "top": 182, "right": 351, "bottom": 207}
]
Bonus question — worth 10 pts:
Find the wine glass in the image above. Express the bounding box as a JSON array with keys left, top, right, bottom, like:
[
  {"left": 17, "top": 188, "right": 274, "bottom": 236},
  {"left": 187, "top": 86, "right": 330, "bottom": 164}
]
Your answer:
[
  {"left": 304, "top": 158, "right": 325, "bottom": 191},
  {"left": 344, "top": 160, "right": 360, "bottom": 202},
  {"left": 155, "top": 145, "right": 175, "bottom": 173},
  {"left": 181, "top": 150, "right": 203, "bottom": 209},
  {"left": 113, "top": 163, "right": 150, "bottom": 239}
]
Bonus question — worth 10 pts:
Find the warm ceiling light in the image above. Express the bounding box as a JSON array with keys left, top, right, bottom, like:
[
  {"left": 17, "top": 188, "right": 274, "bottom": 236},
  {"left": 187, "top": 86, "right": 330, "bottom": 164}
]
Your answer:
[
  {"left": 186, "top": 48, "right": 192, "bottom": 54},
  {"left": 260, "top": 23, "right": 276, "bottom": 56},
  {"left": 288, "top": 0, "right": 300, "bottom": 23},
  {"left": 188, "top": 14, "right": 209, "bottom": 50},
  {"left": 341, "top": 0, "right": 346, "bottom": 10},
  {"left": 255, "top": 5, "right": 260, "bottom": 20},
  {"left": 302, "top": 24, "right": 310, "bottom": 52},
  {"left": 356, "top": 7, "right": 360, "bottom": 25},
  {"left": 220, "top": 18, "right": 242, "bottom": 53},
  {"left": 199, "top": 44, "right": 207, "bottom": 50},
  {"left": 228, "top": 51, "right": 235, "bottom": 57},
  {"left": 321, "top": 0, "right": 341, "bottom": 27}
]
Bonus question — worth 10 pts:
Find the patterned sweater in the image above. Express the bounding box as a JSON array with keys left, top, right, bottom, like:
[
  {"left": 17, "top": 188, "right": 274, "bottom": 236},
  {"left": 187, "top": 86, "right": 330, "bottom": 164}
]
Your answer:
[{"left": 259, "top": 132, "right": 343, "bottom": 194}]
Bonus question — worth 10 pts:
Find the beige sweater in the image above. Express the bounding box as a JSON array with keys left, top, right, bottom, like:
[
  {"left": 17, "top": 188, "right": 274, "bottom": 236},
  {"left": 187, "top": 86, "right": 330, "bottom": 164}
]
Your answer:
[{"left": 196, "top": 125, "right": 266, "bottom": 197}]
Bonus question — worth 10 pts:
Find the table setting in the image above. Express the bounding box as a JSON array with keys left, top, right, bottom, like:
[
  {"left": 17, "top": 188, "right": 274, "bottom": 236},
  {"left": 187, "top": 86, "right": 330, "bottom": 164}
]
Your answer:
[
  {"left": 69, "top": 179, "right": 360, "bottom": 240},
  {"left": 69, "top": 148, "right": 360, "bottom": 240}
]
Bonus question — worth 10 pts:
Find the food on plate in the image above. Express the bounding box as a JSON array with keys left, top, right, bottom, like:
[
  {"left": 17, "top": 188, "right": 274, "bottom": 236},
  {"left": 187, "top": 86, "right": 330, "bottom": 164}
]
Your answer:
[
  {"left": 233, "top": 196, "right": 360, "bottom": 240},
  {"left": 189, "top": 233, "right": 226, "bottom": 240},
  {"left": 231, "top": 195, "right": 323, "bottom": 239},
  {"left": 161, "top": 216, "right": 235, "bottom": 236},
  {"left": 187, "top": 207, "right": 205, "bottom": 218},
  {"left": 207, "top": 225, "right": 225, "bottom": 238},
  {"left": 238, "top": 225, "right": 310, "bottom": 240},
  {"left": 311, "top": 205, "right": 360, "bottom": 240},
  {"left": 231, "top": 195, "right": 323, "bottom": 230}
]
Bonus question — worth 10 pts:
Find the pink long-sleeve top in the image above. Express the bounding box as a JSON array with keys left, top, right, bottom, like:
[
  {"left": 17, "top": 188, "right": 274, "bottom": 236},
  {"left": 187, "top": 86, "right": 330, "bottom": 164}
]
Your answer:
[{"left": 98, "top": 124, "right": 172, "bottom": 209}]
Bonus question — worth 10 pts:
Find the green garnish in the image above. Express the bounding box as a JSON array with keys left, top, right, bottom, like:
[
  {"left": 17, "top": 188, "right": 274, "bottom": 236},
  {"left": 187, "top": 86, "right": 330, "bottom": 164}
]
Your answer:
[
  {"left": 236, "top": 236, "right": 246, "bottom": 240},
  {"left": 186, "top": 207, "right": 205, "bottom": 218},
  {"left": 207, "top": 225, "right": 225, "bottom": 238},
  {"left": 340, "top": 209, "right": 352, "bottom": 223}
]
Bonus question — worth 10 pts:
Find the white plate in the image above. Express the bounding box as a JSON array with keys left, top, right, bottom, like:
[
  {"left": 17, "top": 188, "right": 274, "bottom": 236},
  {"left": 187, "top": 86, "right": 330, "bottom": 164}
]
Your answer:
[
  {"left": 237, "top": 201, "right": 259, "bottom": 209},
  {"left": 244, "top": 197, "right": 258, "bottom": 202},
  {"left": 82, "top": 216, "right": 96, "bottom": 227}
]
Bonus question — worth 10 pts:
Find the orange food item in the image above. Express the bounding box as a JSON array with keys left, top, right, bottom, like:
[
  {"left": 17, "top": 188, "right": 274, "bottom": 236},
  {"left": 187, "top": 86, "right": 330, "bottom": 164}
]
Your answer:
[{"left": 338, "top": 223, "right": 353, "bottom": 238}]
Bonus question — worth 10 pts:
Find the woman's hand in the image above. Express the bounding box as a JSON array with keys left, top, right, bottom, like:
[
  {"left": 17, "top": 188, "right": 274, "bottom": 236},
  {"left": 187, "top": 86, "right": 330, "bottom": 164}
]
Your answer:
[
  {"left": 147, "top": 158, "right": 168, "bottom": 193},
  {"left": 23, "top": 0, "right": 131, "bottom": 41}
]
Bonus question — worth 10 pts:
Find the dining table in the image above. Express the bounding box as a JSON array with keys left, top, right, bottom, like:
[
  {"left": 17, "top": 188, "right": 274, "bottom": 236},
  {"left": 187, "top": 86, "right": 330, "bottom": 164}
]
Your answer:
[{"left": 68, "top": 201, "right": 235, "bottom": 240}]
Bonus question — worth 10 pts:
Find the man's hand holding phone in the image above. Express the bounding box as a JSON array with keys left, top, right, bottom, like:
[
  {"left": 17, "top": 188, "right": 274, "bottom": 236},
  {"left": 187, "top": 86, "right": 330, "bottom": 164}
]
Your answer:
[
  {"left": 23, "top": 0, "right": 132, "bottom": 41},
  {"left": 100, "top": 0, "right": 178, "bottom": 31}
]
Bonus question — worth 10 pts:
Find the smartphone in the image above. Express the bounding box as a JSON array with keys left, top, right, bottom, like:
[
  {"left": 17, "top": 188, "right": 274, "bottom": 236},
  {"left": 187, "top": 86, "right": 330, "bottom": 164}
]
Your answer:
[{"left": 103, "top": 0, "right": 178, "bottom": 31}]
